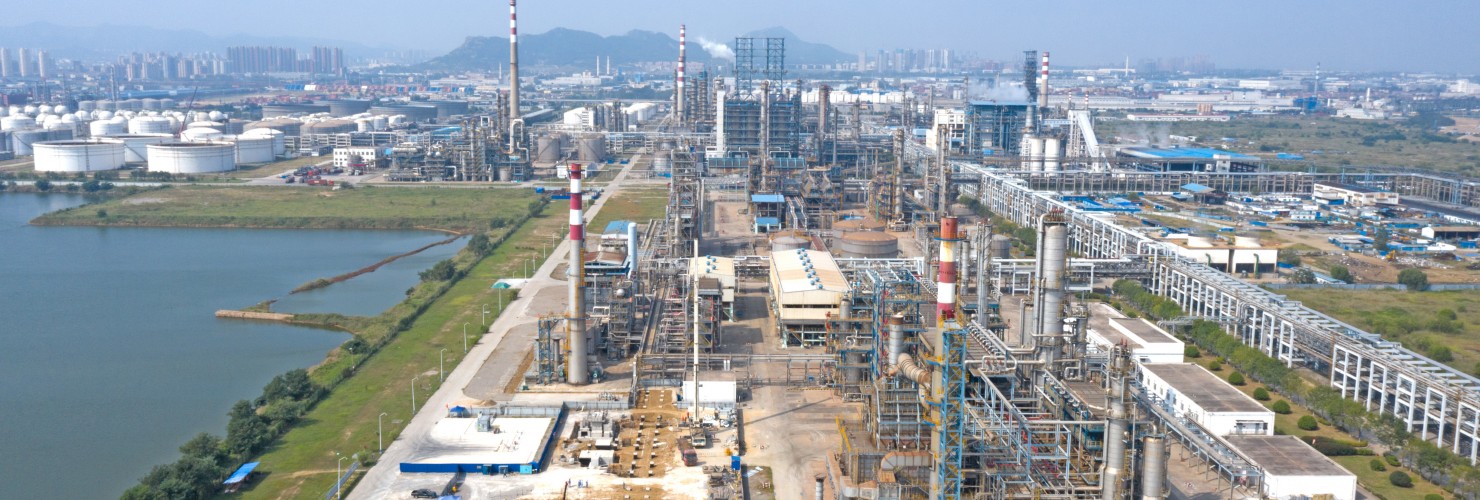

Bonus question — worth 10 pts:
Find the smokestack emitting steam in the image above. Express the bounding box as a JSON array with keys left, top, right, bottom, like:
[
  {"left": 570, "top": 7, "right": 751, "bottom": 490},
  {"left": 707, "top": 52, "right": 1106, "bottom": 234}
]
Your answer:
[
  {"left": 1038, "top": 51, "right": 1050, "bottom": 109},
  {"left": 937, "top": 217, "right": 960, "bottom": 326},
  {"left": 567, "top": 163, "right": 588, "bottom": 384},
  {"left": 677, "top": 25, "right": 686, "bottom": 120},
  {"left": 508, "top": 0, "right": 520, "bottom": 130}
]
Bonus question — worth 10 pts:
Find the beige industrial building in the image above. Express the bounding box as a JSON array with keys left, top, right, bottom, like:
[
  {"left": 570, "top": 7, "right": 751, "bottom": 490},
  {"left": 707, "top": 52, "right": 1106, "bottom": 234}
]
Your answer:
[
  {"left": 1139, "top": 363, "right": 1275, "bottom": 437},
  {"left": 1160, "top": 234, "right": 1278, "bottom": 275},
  {"left": 1313, "top": 182, "right": 1399, "bottom": 206},
  {"left": 768, "top": 248, "right": 849, "bottom": 347}
]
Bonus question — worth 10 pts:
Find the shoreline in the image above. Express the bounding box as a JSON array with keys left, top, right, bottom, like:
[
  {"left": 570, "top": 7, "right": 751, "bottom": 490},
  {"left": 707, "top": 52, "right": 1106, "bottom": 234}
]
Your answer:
[{"left": 289, "top": 234, "right": 464, "bottom": 294}]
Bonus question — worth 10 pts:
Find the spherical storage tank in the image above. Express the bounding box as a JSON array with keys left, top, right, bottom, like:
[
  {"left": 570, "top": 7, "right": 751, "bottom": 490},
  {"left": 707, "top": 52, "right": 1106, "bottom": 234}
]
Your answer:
[
  {"left": 128, "top": 116, "right": 173, "bottom": 134},
  {"left": 147, "top": 143, "right": 236, "bottom": 173},
  {"left": 109, "top": 134, "right": 174, "bottom": 163},
  {"left": 229, "top": 135, "right": 275, "bottom": 163},
  {"left": 838, "top": 231, "right": 899, "bottom": 258},
  {"left": 33, "top": 139, "right": 127, "bottom": 172}
]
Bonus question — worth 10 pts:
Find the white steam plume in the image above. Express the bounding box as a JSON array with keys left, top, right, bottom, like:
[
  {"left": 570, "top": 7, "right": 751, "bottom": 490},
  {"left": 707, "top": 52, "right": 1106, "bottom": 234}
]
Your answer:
[{"left": 696, "top": 37, "right": 734, "bottom": 60}]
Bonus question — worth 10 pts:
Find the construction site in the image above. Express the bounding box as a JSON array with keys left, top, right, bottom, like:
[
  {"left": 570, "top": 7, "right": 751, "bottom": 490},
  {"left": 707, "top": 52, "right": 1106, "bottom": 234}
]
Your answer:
[{"left": 340, "top": 5, "right": 1480, "bottom": 499}]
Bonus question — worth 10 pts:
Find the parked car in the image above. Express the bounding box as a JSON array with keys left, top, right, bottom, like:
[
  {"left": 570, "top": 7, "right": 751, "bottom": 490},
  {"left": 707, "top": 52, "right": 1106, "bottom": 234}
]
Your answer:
[{"left": 411, "top": 488, "right": 438, "bottom": 498}]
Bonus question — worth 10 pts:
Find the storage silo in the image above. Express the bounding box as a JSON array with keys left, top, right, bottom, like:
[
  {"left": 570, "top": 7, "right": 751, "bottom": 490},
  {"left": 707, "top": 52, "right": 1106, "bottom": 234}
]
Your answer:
[
  {"left": 159, "top": 98, "right": 177, "bottom": 110},
  {"left": 1043, "top": 137, "right": 1061, "bottom": 172},
  {"left": 770, "top": 231, "right": 811, "bottom": 252},
  {"left": 241, "top": 128, "right": 286, "bottom": 156},
  {"left": 576, "top": 135, "right": 606, "bottom": 162},
  {"left": 128, "top": 116, "right": 173, "bottom": 134},
  {"left": 147, "top": 143, "right": 236, "bottom": 173},
  {"left": 837, "top": 231, "right": 899, "bottom": 258},
  {"left": 89, "top": 119, "right": 127, "bottom": 137},
  {"left": 97, "top": 99, "right": 116, "bottom": 111},
  {"left": 33, "top": 140, "right": 127, "bottom": 172},
  {"left": 327, "top": 99, "right": 372, "bottom": 116},
  {"left": 181, "top": 127, "right": 224, "bottom": 142},
  {"left": 141, "top": 98, "right": 161, "bottom": 110},
  {"left": 109, "top": 134, "right": 174, "bottom": 163},
  {"left": 229, "top": 135, "right": 275, "bottom": 163},
  {"left": 78, "top": 100, "right": 97, "bottom": 112},
  {"left": 990, "top": 234, "right": 1013, "bottom": 260},
  {"left": 11, "top": 129, "right": 49, "bottom": 155},
  {"left": 536, "top": 133, "right": 565, "bottom": 162},
  {"left": 2, "top": 115, "right": 36, "bottom": 131}
]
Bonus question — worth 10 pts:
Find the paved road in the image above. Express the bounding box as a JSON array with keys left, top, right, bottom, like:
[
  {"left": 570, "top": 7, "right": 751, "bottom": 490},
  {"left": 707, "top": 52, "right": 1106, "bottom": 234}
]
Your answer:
[{"left": 348, "top": 158, "right": 650, "bottom": 499}]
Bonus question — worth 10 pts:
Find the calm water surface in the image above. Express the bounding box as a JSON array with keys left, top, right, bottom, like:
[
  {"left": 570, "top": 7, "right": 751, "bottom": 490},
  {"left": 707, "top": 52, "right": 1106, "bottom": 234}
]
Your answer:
[{"left": 0, "top": 193, "right": 451, "bottom": 498}]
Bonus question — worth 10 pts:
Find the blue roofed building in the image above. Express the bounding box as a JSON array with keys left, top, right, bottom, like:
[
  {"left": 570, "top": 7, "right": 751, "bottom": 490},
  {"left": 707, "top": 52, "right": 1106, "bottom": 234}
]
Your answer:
[{"left": 1117, "top": 146, "right": 1263, "bottom": 173}]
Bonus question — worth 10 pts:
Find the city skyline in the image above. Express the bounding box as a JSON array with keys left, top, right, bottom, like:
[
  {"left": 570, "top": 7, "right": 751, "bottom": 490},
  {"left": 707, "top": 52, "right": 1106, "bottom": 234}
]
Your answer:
[{"left": 1, "top": 0, "right": 1477, "bottom": 74}]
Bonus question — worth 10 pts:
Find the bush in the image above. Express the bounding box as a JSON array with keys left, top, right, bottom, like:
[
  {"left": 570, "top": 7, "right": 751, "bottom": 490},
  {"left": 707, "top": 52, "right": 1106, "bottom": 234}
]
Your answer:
[
  {"left": 1389, "top": 471, "right": 1413, "bottom": 488},
  {"left": 1430, "top": 345, "right": 1455, "bottom": 363},
  {"left": 1298, "top": 415, "right": 1319, "bottom": 431},
  {"left": 1310, "top": 438, "right": 1357, "bottom": 456},
  {"left": 1185, "top": 345, "right": 1201, "bottom": 358},
  {"left": 1330, "top": 265, "right": 1354, "bottom": 283},
  {"left": 1385, "top": 454, "right": 1401, "bottom": 467},
  {"left": 1227, "top": 372, "right": 1245, "bottom": 386},
  {"left": 1253, "top": 388, "right": 1271, "bottom": 401},
  {"left": 1425, "top": 494, "right": 1445, "bottom": 500},
  {"left": 1370, "top": 458, "right": 1387, "bottom": 471},
  {"left": 1272, "top": 400, "right": 1292, "bottom": 414},
  {"left": 1208, "top": 360, "right": 1222, "bottom": 371},
  {"left": 1399, "top": 268, "right": 1430, "bottom": 291},
  {"left": 34, "top": 179, "right": 52, "bottom": 191}
]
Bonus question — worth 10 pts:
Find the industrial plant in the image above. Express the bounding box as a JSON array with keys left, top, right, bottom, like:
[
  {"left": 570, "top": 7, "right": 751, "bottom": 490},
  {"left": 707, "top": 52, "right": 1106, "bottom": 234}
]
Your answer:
[{"left": 6, "top": 3, "right": 1480, "bottom": 500}]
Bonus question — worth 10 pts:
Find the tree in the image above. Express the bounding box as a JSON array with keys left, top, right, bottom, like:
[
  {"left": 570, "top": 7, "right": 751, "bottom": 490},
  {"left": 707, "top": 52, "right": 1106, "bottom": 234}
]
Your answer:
[
  {"left": 1289, "top": 267, "right": 1317, "bottom": 284},
  {"left": 34, "top": 179, "right": 52, "bottom": 192},
  {"left": 467, "top": 233, "right": 495, "bottom": 258},
  {"left": 1277, "top": 247, "right": 1303, "bottom": 267},
  {"left": 261, "top": 369, "right": 318, "bottom": 402},
  {"left": 1389, "top": 471, "right": 1413, "bottom": 488},
  {"left": 1373, "top": 226, "right": 1392, "bottom": 252},
  {"left": 1227, "top": 372, "right": 1245, "bottom": 386},
  {"left": 419, "top": 259, "right": 457, "bottom": 282},
  {"left": 178, "top": 433, "right": 225, "bottom": 465},
  {"left": 1330, "top": 265, "right": 1354, "bottom": 284},
  {"left": 1298, "top": 415, "right": 1319, "bottom": 431},
  {"left": 1398, "top": 268, "right": 1429, "bottom": 291},
  {"left": 1370, "top": 458, "right": 1387, "bottom": 471},
  {"left": 1272, "top": 400, "right": 1292, "bottom": 414},
  {"left": 1253, "top": 388, "right": 1271, "bottom": 401}
]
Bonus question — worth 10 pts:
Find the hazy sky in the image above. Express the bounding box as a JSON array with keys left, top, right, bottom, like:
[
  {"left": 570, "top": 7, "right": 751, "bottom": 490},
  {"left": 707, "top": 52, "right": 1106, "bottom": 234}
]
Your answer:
[{"left": 8, "top": 0, "right": 1479, "bottom": 73}]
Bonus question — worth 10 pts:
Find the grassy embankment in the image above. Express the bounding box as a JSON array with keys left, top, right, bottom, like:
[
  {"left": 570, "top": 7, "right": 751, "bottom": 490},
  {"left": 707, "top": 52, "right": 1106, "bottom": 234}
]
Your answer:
[
  {"left": 1279, "top": 288, "right": 1480, "bottom": 376},
  {"left": 33, "top": 184, "right": 530, "bottom": 233},
  {"left": 1099, "top": 114, "right": 1480, "bottom": 174},
  {"left": 233, "top": 205, "right": 569, "bottom": 499},
  {"left": 589, "top": 186, "right": 669, "bottom": 230},
  {"left": 1182, "top": 351, "right": 1450, "bottom": 499}
]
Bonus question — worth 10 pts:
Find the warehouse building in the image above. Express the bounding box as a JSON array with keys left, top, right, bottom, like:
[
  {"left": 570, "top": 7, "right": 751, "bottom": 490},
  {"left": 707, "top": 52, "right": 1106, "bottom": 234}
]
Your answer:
[
  {"left": 1138, "top": 363, "right": 1274, "bottom": 437},
  {"left": 1224, "top": 435, "right": 1357, "bottom": 500},
  {"left": 1085, "top": 303, "right": 1184, "bottom": 364},
  {"left": 768, "top": 248, "right": 849, "bottom": 347},
  {"left": 1313, "top": 182, "right": 1399, "bottom": 206}
]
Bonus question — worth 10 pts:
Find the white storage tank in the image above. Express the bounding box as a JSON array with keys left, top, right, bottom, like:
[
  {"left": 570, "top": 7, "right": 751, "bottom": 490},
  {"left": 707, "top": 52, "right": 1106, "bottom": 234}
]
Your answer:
[
  {"left": 89, "top": 119, "right": 127, "bottom": 137},
  {"left": 147, "top": 142, "right": 236, "bottom": 173},
  {"left": 576, "top": 135, "right": 606, "bottom": 162},
  {"left": 33, "top": 139, "right": 127, "bottom": 172},
  {"left": 1043, "top": 137, "right": 1062, "bottom": 172},
  {"left": 10, "top": 129, "right": 50, "bottom": 155},
  {"left": 2, "top": 115, "right": 36, "bottom": 131},
  {"left": 109, "top": 134, "right": 175, "bottom": 163},
  {"left": 181, "top": 127, "right": 224, "bottom": 142},
  {"left": 241, "top": 128, "right": 286, "bottom": 156},
  {"left": 229, "top": 135, "right": 275, "bottom": 163},
  {"left": 128, "top": 116, "right": 173, "bottom": 134}
]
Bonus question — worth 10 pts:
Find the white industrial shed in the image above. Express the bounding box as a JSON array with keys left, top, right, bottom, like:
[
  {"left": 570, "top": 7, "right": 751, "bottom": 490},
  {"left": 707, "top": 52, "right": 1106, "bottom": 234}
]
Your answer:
[
  {"left": 1085, "top": 303, "right": 1184, "bottom": 364},
  {"left": 1138, "top": 363, "right": 1274, "bottom": 437},
  {"left": 1224, "top": 435, "right": 1357, "bottom": 500},
  {"left": 768, "top": 248, "right": 849, "bottom": 347}
]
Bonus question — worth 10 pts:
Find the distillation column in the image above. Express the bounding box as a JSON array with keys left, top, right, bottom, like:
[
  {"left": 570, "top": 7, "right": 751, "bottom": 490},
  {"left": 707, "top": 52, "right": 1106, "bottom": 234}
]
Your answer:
[
  {"left": 1035, "top": 211, "right": 1068, "bottom": 365},
  {"left": 567, "top": 163, "right": 589, "bottom": 384},
  {"left": 1102, "top": 354, "right": 1130, "bottom": 499}
]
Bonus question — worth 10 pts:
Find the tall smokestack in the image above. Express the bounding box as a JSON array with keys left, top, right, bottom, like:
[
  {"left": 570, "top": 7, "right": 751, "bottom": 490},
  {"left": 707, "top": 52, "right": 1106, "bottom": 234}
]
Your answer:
[
  {"left": 508, "top": 0, "right": 520, "bottom": 129},
  {"left": 567, "top": 163, "right": 589, "bottom": 384},
  {"left": 937, "top": 217, "right": 960, "bottom": 326},
  {"left": 1038, "top": 51, "right": 1050, "bottom": 110},
  {"left": 677, "top": 24, "right": 686, "bottom": 121}
]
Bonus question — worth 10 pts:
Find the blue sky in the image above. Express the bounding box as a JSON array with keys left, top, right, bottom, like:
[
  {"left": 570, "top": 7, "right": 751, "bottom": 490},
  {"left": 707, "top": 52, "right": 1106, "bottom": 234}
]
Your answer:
[{"left": 6, "top": 0, "right": 1478, "bottom": 73}]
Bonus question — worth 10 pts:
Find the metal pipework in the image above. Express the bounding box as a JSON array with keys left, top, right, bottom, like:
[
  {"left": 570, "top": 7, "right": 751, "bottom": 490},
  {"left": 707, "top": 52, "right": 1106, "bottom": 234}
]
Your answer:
[
  {"left": 894, "top": 353, "right": 931, "bottom": 387},
  {"left": 676, "top": 24, "right": 686, "bottom": 120},
  {"left": 1141, "top": 433, "right": 1167, "bottom": 500},
  {"left": 507, "top": 0, "right": 520, "bottom": 141},
  {"left": 1035, "top": 212, "right": 1068, "bottom": 365},
  {"left": 814, "top": 474, "right": 825, "bottom": 500},
  {"left": 937, "top": 216, "right": 960, "bottom": 327},
  {"left": 888, "top": 314, "right": 904, "bottom": 367},
  {"left": 567, "top": 163, "right": 589, "bottom": 384}
]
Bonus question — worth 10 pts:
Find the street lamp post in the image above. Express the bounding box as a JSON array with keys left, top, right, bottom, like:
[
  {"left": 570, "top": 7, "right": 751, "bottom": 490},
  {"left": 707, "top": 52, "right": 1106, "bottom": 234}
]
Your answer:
[
  {"left": 378, "top": 412, "right": 387, "bottom": 454},
  {"left": 440, "top": 348, "right": 448, "bottom": 381},
  {"left": 411, "top": 376, "right": 419, "bottom": 414},
  {"left": 335, "top": 453, "right": 348, "bottom": 500},
  {"left": 463, "top": 322, "right": 470, "bottom": 353},
  {"left": 482, "top": 303, "right": 489, "bottom": 326}
]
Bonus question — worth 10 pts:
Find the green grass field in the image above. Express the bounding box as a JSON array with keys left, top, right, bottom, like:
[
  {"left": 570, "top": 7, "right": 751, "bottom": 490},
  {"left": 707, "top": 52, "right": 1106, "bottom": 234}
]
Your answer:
[
  {"left": 1099, "top": 115, "right": 1480, "bottom": 175},
  {"left": 234, "top": 206, "right": 569, "bottom": 499},
  {"left": 34, "top": 185, "right": 541, "bottom": 233},
  {"left": 590, "top": 186, "right": 668, "bottom": 230},
  {"left": 1280, "top": 289, "right": 1480, "bottom": 375}
]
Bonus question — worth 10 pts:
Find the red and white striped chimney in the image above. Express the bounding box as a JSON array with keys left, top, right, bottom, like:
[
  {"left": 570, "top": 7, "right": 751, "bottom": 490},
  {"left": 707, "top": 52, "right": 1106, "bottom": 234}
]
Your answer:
[
  {"left": 567, "top": 163, "right": 588, "bottom": 384},
  {"left": 507, "top": 0, "right": 521, "bottom": 150},
  {"left": 937, "top": 216, "right": 960, "bottom": 326},
  {"left": 677, "top": 24, "right": 687, "bottom": 120},
  {"left": 1038, "top": 51, "right": 1050, "bottom": 109}
]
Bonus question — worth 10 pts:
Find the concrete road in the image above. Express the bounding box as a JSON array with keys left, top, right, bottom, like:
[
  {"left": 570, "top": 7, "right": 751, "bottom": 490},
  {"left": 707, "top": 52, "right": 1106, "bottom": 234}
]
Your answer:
[{"left": 347, "top": 158, "right": 649, "bottom": 499}]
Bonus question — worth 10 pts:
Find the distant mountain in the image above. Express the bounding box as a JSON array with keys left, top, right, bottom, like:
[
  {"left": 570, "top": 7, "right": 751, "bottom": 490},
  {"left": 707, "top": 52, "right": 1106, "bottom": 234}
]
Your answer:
[
  {"left": 739, "top": 27, "right": 852, "bottom": 65},
  {"left": 0, "top": 22, "right": 393, "bottom": 61},
  {"left": 420, "top": 26, "right": 850, "bottom": 72}
]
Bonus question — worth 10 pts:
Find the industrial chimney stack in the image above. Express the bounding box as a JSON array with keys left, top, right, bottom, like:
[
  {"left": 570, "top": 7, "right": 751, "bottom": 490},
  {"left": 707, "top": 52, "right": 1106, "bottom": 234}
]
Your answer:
[
  {"left": 567, "top": 163, "right": 589, "bottom": 384},
  {"left": 677, "top": 24, "right": 687, "bottom": 121},
  {"left": 937, "top": 217, "right": 961, "bottom": 326},
  {"left": 508, "top": 0, "right": 520, "bottom": 129}
]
